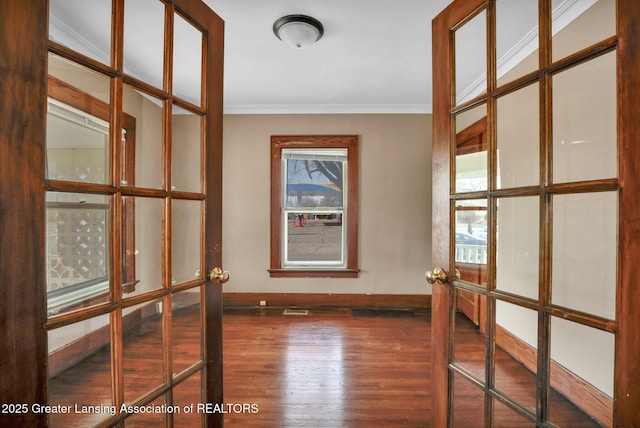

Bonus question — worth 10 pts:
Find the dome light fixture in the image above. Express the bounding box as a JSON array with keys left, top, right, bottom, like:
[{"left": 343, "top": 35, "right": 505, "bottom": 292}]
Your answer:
[{"left": 273, "top": 14, "right": 324, "bottom": 49}]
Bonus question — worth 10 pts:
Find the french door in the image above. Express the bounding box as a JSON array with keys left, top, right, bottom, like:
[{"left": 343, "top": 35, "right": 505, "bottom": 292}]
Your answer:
[
  {"left": 430, "top": 0, "right": 640, "bottom": 426},
  {"left": 0, "top": 0, "right": 224, "bottom": 426}
]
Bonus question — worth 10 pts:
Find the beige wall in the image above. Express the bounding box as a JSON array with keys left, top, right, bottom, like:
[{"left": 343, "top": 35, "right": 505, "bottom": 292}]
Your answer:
[{"left": 222, "top": 114, "right": 432, "bottom": 296}]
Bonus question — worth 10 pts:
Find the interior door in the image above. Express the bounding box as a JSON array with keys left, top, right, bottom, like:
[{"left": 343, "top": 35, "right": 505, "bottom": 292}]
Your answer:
[
  {"left": 430, "top": 0, "right": 640, "bottom": 426},
  {"left": 43, "top": 0, "right": 225, "bottom": 427}
]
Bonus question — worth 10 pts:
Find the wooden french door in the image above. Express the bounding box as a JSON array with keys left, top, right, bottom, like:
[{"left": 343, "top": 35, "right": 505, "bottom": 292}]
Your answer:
[
  {"left": 0, "top": 0, "right": 225, "bottom": 427},
  {"left": 430, "top": 0, "right": 640, "bottom": 426}
]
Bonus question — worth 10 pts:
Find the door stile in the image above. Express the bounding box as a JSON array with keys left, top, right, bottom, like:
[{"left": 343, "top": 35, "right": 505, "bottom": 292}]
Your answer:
[{"left": 615, "top": 0, "right": 640, "bottom": 424}]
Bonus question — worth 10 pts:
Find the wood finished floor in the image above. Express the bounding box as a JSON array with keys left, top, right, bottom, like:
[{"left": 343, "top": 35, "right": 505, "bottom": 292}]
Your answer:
[{"left": 48, "top": 307, "right": 602, "bottom": 427}]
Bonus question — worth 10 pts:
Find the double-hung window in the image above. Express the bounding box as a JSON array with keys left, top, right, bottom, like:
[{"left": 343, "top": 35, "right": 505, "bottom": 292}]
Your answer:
[{"left": 270, "top": 135, "right": 359, "bottom": 277}]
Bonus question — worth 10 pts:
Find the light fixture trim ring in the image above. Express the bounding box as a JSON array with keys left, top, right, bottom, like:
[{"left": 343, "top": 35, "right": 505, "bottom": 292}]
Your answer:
[{"left": 273, "top": 14, "right": 325, "bottom": 43}]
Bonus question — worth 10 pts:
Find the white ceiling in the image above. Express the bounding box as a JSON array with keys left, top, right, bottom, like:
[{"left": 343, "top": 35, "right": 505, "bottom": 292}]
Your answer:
[{"left": 204, "top": 0, "right": 452, "bottom": 114}]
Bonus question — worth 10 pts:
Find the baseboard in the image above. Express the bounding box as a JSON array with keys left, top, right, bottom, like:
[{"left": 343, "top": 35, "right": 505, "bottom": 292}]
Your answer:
[
  {"left": 223, "top": 292, "right": 431, "bottom": 309},
  {"left": 495, "top": 325, "right": 612, "bottom": 427}
]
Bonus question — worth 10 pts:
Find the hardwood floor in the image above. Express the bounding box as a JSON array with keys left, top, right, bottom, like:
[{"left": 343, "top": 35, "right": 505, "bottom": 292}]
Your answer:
[{"left": 48, "top": 307, "right": 602, "bottom": 427}]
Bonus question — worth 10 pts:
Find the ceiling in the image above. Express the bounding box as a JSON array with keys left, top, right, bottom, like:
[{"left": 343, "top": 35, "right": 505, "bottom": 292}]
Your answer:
[{"left": 205, "top": 0, "right": 452, "bottom": 114}]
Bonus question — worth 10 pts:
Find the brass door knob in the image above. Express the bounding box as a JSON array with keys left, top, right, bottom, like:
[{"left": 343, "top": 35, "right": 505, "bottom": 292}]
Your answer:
[
  {"left": 208, "top": 267, "right": 230, "bottom": 283},
  {"left": 425, "top": 267, "right": 447, "bottom": 284}
]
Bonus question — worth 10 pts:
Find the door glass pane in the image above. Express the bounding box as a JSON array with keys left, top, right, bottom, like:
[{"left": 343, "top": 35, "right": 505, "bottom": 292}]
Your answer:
[
  {"left": 48, "top": 54, "right": 111, "bottom": 104},
  {"left": 47, "top": 55, "right": 111, "bottom": 184},
  {"left": 122, "top": 196, "right": 164, "bottom": 298},
  {"left": 552, "top": 51, "right": 617, "bottom": 183},
  {"left": 49, "top": 0, "right": 111, "bottom": 64},
  {"left": 453, "top": 289, "right": 486, "bottom": 382},
  {"left": 455, "top": 200, "right": 488, "bottom": 286},
  {"left": 552, "top": 0, "right": 615, "bottom": 61},
  {"left": 172, "top": 106, "right": 203, "bottom": 192},
  {"left": 123, "top": 84, "right": 164, "bottom": 189},
  {"left": 173, "top": 371, "right": 203, "bottom": 427},
  {"left": 552, "top": 192, "right": 617, "bottom": 320},
  {"left": 123, "top": 299, "right": 164, "bottom": 403},
  {"left": 172, "top": 287, "right": 203, "bottom": 374},
  {"left": 455, "top": 10, "right": 487, "bottom": 105},
  {"left": 173, "top": 13, "right": 203, "bottom": 106},
  {"left": 549, "top": 317, "right": 613, "bottom": 427},
  {"left": 496, "top": 83, "right": 539, "bottom": 189},
  {"left": 452, "top": 372, "right": 485, "bottom": 426},
  {"left": 496, "top": 0, "right": 539, "bottom": 87},
  {"left": 455, "top": 105, "right": 487, "bottom": 193},
  {"left": 46, "top": 192, "right": 110, "bottom": 318},
  {"left": 171, "top": 200, "right": 202, "bottom": 285},
  {"left": 493, "top": 398, "right": 535, "bottom": 427},
  {"left": 48, "top": 313, "right": 113, "bottom": 427},
  {"left": 496, "top": 197, "right": 539, "bottom": 299},
  {"left": 124, "top": 0, "right": 165, "bottom": 88},
  {"left": 495, "top": 301, "right": 538, "bottom": 413}
]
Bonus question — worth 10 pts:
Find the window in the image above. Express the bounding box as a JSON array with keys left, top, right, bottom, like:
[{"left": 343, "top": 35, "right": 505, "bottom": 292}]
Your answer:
[{"left": 270, "top": 135, "right": 359, "bottom": 277}]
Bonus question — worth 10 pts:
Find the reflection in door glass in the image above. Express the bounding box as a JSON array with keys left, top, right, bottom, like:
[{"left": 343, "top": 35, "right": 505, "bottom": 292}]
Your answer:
[
  {"left": 172, "top": 287, "right": 203, "bottom": 374},
  {"left": 496, "top": 197, "right": 539, "bottom": 299},
  {"left": 549, "top": 316, "right": 613, "bottom": 427},
  {"left": 455, "top": 10, "right": 487, "bottom": 105},
  {"left": 455, "top": 105, "right": 487, "bottom": 193}
]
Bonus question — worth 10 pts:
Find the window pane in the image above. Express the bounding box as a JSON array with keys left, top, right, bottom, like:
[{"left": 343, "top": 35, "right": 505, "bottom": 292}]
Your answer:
[
  {"left": 46, "top": 192, "right": 109, "bottom": 317},
  {"left": 285, "top": 212, "right": 344, "bottom": 265},
  {"left": 49, "top": 0, "right": 111, "bottom": 64},
  {"left": 496, "top": 196, "right": 539, "bottom": 299},
  {"left": 173, "top": 13, "right": 203, "bottom": 106},
  {"left": 496, "top": 0, "right": 539, "bottom": 87},
  {"left": 48, "top": 313, "right": 113, "bottom": 427},
  {"left": 171, "top": 199, "right": 203, "bottom": 285},
  {"left": 552, "top": 51, "right": 617, "bottom": 183},
  {"left": 455, "top": 10, "right": 487, "bottom": 105},
  {"left": 552, "top": 192, "right": 617, "bottom": 320},
  {"left": 171, "top": 106, "right": 202, "bottom": 193},
  {"left": 124, "top": 0, "right": 165, "bottom": 88},
  {"left": 453, "top": 289, "right": 486, "bottom": 382},
  {"left": 455, "top": 104, "right": 487, "bottom": 193},
  {"left": 123, "top": 84, "right": 164, "bottom": 189},
  {"left": 552, "top": 0, "right": 615, "bottom": 61},
  {"left": 122, "top": 196, "right": 164, "bottom": 298},
  {"left": 123, "top": 299, "right": 164, "bottom": 403},
  {"left": 454, "top": 199, "right": 488, "bottom": 285},
  {"left": 172, "top": 288, "right": 203, "bottom": 374},
  {"left": 284, "top": 150, "right": 346, "bottom": 209},
  {"left": 496, "top": 83, "right": 539, "bottom": 189}
]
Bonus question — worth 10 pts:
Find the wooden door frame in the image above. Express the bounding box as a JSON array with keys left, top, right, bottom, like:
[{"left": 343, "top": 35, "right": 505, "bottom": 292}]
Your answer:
[
  {"left": 432, "top": 0, "right": 640, "bottom": 426},
  {"left": 0, "top": 1, "right": 225, "bottom": 426}
]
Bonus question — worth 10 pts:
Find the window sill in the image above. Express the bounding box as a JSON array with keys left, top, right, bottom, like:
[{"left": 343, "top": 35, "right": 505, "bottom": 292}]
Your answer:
[{"left": 268, "top": 269, "right": 360, "bottom": 278}]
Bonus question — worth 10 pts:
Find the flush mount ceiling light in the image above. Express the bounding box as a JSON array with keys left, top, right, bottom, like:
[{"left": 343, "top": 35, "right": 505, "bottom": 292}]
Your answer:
[{"left": 273, "top": 14, "right": 324, "bottom": 49}]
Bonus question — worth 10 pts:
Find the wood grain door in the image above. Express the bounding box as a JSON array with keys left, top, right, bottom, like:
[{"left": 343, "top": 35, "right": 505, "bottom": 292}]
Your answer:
[
  {"left": 0, "top": 1, "right": 225, "bottom": 426},
  {"left": 430, "top": 0, "right": 640, "bottom": 426}
]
